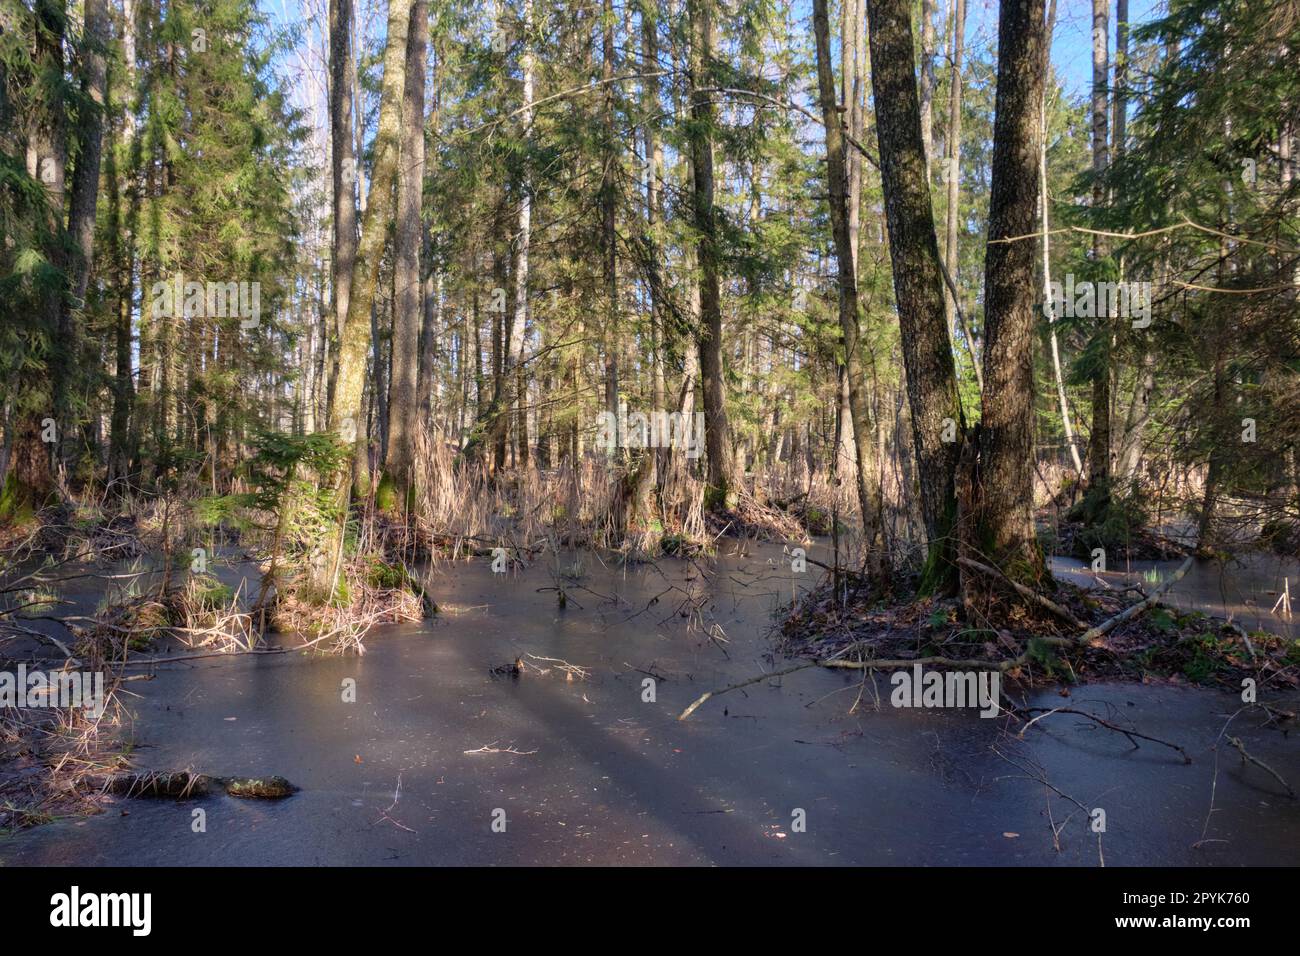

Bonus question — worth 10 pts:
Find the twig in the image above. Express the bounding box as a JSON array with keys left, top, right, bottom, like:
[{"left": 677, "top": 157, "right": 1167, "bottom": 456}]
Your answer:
[{"left": 1227, "top": 736, "right": 1296, "bottom": 798}]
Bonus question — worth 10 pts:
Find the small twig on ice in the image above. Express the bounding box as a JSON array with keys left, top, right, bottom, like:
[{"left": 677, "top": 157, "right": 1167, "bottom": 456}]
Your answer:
[
  {"left": 464, "top": 740, "right": 538, "bottom": 756},
  {"left": 1227, "top": 735, "right": 1296, "bottom": 798}
]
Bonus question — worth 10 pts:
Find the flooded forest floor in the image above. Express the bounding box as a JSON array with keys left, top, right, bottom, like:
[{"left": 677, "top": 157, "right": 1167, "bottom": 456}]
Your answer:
[{"left": 3, "top": 522, "right": 1300, "bottom": 865}]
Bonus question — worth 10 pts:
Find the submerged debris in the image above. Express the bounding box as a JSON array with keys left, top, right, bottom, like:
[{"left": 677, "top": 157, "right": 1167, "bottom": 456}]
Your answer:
[
  {"left": 94, "top": 770, "right": 299, "bottom": 800},
  {"left": 778, "top": 565, "right": 1299, "bottom": 691}
]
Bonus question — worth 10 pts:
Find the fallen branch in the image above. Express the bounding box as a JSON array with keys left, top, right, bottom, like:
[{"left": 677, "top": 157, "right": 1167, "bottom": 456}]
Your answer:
[
  {"left": 677, "top": 662, "right": 819, "bottom": 720},
  {"left": 1227, "top": 736, "right": 1296, "bottom": 798},
  {"left": 1075, "top": 555, "right": 1194, "bottom": 646},
  {"left": 1019, "top": 706, "right": 1191, "bottom": 764}
]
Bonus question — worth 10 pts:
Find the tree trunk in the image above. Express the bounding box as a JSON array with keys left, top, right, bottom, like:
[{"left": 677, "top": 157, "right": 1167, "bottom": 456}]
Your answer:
[
  {"left": 812, "top": 0, "right": 886, "bottom": 576},
  {"left": 1039, "top": 0, "right": 1081, "bottom": 476},
  {"left": 601, "top": 0, "right": 621, "bottom": 461},
  {"left": 865, "top": 0, "right": 963, "bottom": 589},
  {"left": 328, "top": 0, "right": 359, "bottom": 413},
  {"left": 325, "top": 0, "right": 416, "bottom": 571},
  {"left": 56, "top": 0, "right": 108, "bottom": 469},
  {"left": 1087, "top": 0, "right": 1111, "bottom": 490},
  {"left": 688, "top": 0, "right": 738, "bottom": 505},
  {"left": 919, "top": 0, "right": 936, "bottom": 180},
  {"left": 941, "top": 0, "right": 965, "bottom": 342},
  {"left": 384, "top": 0, "right": 427, "bottom": 509},
  {"left": 977, "top": 0, "right": 1049, "bottom": 579}
]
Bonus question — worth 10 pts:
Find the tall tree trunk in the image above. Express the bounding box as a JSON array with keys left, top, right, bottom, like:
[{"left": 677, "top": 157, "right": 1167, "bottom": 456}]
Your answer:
[
  {"left": 977, "top": 0, "right": 1049, "bottom": 579},
  {"left": 328, "top": 0, "right": 358, "bottom": 411},
  {"left": 108, "top": 0, "right": 140, "bottom": 483},
  {"left": 326, "top": 0, "right": 416, "bottom": 563},
  {"left": 56, "top": 0, "right": 108, "bottom": 469},
  {"left": 687, "top": 0, "right": 738, "bottom": 505},
  {"left": 1039, "top": 0, "right": 1081, "bottom": 475},
  {"left": 941, "top": 0, "right": 965, "bottom": 341},
  {"left": 919, "top": 0, "right": 936, "bottom": 180},
  {"left": 812, "top": 0, "right": 886, "bottom": 576},
  {"left": 865, "top": 0, "right": 963, "bottom": 589},
  {"left": 510, "top": 0, "right": 534, "bottom": 461},
  {"left": 384, "top": 0, "right": 427, "bottom": 509},
  {"left": 642, "top": 0, "right": 666, "bottom": 416},
  {"left": 601, "top": 0, "right": 621, "bottom": 460},
  {"left": 1087, "top": 0, "right": 1111, "bottom": 491},
  {"left": 30, "top": 0, "right": 67, "bottom": 493}
]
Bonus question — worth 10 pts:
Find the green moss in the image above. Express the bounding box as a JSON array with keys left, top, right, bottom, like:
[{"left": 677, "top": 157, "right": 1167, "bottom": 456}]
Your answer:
[
  {"left": 367, "top": 559, "right": 412, "bottom": 590},
  {"left": 223, "top": 775, "right": 298, "bottom": 799},
  {"left": 375, "top": 473, "right": 399, "bottom": 514},
  {"left": 1180, "top": 632, "right": 1229, "bottom": 683},
  {"left": 661, "top": 532, "right": 687, "bottom": 555},
  {"left": 0, "top": 473, "right": 36, "bottom": 525}
]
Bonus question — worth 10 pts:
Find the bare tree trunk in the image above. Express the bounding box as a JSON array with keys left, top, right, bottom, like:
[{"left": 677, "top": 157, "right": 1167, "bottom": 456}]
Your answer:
[
  {"left": 328, "top": 0, "right": 359, "bottom": 410},
  {"left": 688, "top": 0, "right": 738, "bottom": 505},
  {"left": 941, "top": 0, "right": 965, "bottom": 341},
  {"left": 510, "top": 0, "right": 534, "bottom": 462},
  {"left": 108, "top": 0, "right": 140, "bottom": 483},
  {"left": 56, "top": 0, "right": 108, "bottom": 467},
  {"left": 919, "top": 0, "right": 936, "bottom": 180},
  {"left": 327, "top": 0, "right": 416, "bottom": 516},
  {"left": 813, "top": 0, "right": 886, "bottom": 576},
  {"left": 642, "top": 0, "right": 666, "bottom": 416},
  {"left": 1087, "top": 0, "right": 1111, "bottom": 490},
  {"left": 977, "top": 0, "right": 1049, "bottom": 579},
  {"left": 865, "top": 0, "right": 963, "bottom": 589},
  {"left": 1039, "top": 0, "right": 1080, "bottom": 476},
  {"left": 384, "top": 0, "right": 428, "bottom": 508},
  {"left": 601, "top": 0, "right": 621, "bottom": 459}
]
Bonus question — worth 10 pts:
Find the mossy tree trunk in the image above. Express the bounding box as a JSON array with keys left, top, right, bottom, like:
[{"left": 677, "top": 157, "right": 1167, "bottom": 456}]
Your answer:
[
  {"left": 318, "top": 0, "right": 415, "bottom": 592},
  {"left": 864, "top": 0, "right": 963, "bottom": 591},
  {"left": 975, "top": 0, "right": 1049, "bottom": 583}
]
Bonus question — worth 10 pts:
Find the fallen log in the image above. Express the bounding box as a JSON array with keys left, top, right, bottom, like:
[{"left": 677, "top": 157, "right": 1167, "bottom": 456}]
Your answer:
[{"left": 92, "top": 771, "right": 298, "bottom": 800}]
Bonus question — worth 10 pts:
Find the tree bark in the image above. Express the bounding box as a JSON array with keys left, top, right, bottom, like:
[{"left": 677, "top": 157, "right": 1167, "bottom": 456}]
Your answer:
[
  {"left": 977, "top": 0, "right": 1049, "bottom": 579},
  {"left": 327, "top": 0, "right": 415, "bottom": 505},
  {"left": 328, "top": 0, "right": 359, "bottom": 412},
  {"left": 1087, "top": 0, "right": 1111, "bottom": 490},
  {"left": 919, "top": 0, "right": 936, "bottom": 180},
  {"left": 812, "top": 0, "right": 886, "bottom": 576},
  {"left": 865, "top": 0, "right": 963, "bottom": 588},
  {"left": 56, "top": 0, "right": 108, "bottom": 467},
  {"left": 941, "top": 0, "right": 965, "bottom": 341},
  {"left": 688, "top": 0, "right": 738, "bottom": 505},
  {"left": 384, "top": 0, "right": 428, "bottom": 508}
]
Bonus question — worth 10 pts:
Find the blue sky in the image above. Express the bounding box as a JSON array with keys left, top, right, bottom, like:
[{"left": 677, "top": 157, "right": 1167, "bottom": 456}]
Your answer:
[{"left": 1042, "top": 0, "right": 1163, "bottom": 95}]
